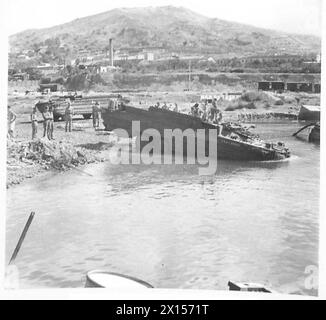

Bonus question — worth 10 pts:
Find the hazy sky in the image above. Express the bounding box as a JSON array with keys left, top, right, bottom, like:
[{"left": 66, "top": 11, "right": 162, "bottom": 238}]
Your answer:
[{"left": 3, "top": 0, "right": 323, "bottom": 36}]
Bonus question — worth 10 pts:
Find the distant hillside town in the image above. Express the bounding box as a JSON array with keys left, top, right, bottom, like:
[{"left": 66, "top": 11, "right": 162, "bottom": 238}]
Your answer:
[
  {"left": 8, "top": 37, "right": 321, "bottom": 83},
  {"left": 8, "top": 6, "right": 321, "bottom": 93}
]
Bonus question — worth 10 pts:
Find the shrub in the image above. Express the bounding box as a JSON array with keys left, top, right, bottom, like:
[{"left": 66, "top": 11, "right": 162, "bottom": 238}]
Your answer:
[
  {"left": 225, "top": 102, "right": 256, "bottom": 111},
  {"left": 274, "top": 100, "right": 284, "bottom": 106}
]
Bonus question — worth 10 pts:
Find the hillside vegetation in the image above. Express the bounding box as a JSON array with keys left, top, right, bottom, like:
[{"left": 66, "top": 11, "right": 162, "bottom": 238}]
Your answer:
[{"left": 10, "top": 6, "right": 320, "bottom": 56}]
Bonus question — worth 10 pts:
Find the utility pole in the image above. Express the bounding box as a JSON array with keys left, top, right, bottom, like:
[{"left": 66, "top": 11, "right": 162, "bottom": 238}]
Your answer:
[{"left": 188, "top": 59, "right": 191, "bottom": 91}]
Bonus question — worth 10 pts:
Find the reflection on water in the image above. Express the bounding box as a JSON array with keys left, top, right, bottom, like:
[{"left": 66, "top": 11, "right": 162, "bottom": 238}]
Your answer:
[{"left": 6, "top": 122, "right": 319, "bottom": 295}]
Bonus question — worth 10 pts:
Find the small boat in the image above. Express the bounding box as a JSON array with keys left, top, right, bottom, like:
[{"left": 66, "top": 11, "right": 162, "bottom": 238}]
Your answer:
[
  {"left": 298, "top": 105, "right": 320, "bottom": 121},
  {"left": 309, "top": 123, "right": 320, "bottom": 143},
  {"left": 85, "top": 270, "right": 153, "bottom": 288},
  {"left": 102, "top": 105, "right": 290, "bottom": 161},
  {"left": 293, "top": 122, "right": 320, "bottom": 144},
  {"left": 228, "top": 281, "right": 274, "bottom": 293}
]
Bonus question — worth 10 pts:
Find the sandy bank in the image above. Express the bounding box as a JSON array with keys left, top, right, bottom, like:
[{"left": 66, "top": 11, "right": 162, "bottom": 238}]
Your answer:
[{"left": 7, "top": 116, "right": 116, "bottom": 188}]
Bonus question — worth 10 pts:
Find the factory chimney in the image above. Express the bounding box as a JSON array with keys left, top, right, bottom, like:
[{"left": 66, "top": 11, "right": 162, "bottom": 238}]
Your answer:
[{"left": 109, "top": 38, "right": 114, "bottom": 67}]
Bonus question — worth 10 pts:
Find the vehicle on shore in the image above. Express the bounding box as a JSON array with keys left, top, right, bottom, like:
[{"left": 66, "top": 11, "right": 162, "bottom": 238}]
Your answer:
[
  {"left": 35, "top": 94, "right": 129, "bottom": 121},
  {"left": 102, "top": 105, "right": 290, "bottom": 161}
]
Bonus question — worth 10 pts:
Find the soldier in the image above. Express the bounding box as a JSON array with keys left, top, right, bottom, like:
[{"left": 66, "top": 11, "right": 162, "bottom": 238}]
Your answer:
[
  {"left": 199, "top": 102, "right": 207, "bottom": 121},
  {"left": 30, "top": 107, "right": 38, "bottom": 140},
  {"left": 215, "top": 109, "right": 223, "bottom": 124},
  {"left": 191, "top": 103, "right": 199, "bottom": 117},
  {"left": 92, "top": 101, "right": 100, "bottom": 130},
  {"left": 162, "top": 102, "right": 168, "bottom": 110},
  {"left": 207, "top": 104, "right": 216, "bottom": 122},
  {"left": 65, "top": 100, "right": 74, "bottom": 132},
  {"left": 7, "top": 106, "right": 17, "bottom": 139},
  {"left": 48, "top": 104, "right": 54, "bottom": 140},
  {"left": 42, "top": 106, "right": 51, "bottom": 138}
]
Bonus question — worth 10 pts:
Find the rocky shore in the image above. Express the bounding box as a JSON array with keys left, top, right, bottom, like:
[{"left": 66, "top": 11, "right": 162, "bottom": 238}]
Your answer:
[
  {"left": 7, "top": 89, "right": 319, "bottom": 188},
  {"left": 6, "top": 116, "right": 116, "bottom": 188},
  {"left": 7, "top": 139, "right": 104, "bottom": 188}
]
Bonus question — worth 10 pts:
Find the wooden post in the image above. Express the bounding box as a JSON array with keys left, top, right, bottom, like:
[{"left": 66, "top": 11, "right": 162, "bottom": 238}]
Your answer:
[
  {"left": 188, "top": 60, "right": 191, "bottom": 91},
  {"left": 9, "top": 212, "right": 35, "bottom": 265}
]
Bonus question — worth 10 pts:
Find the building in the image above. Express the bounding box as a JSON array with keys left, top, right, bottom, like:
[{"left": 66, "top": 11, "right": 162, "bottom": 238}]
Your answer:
[
  {"left": 241, "top": 54, "right": 303, "bottom": 65},
  {"left": 114, "top": 46, "right": 165, "bottom": 62},
  {"left": 36, "top": 64, "right": 59, "bottom": 76},
  {"left": 9, "top": 72, "right": 30, "bottom": 81},
  {"left": 99, "top": 66, "right": 116, "bottom": 73},
  {"left": 39, "top": 83, "right": 62, "bottom": 92},
  {"left": 258, "top": 81, "right": 320, "bottom": 93}
]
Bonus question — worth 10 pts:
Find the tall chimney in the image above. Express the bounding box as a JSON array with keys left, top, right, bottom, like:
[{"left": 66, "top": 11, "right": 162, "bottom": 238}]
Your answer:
[{"left": 109, "top": 38, "right": 114, "bottom": 67}]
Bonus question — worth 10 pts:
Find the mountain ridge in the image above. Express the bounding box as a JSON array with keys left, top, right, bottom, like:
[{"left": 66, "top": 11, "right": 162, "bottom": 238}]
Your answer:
[{"left": 9, "top": 6, "right": 321, "bottom": 56}]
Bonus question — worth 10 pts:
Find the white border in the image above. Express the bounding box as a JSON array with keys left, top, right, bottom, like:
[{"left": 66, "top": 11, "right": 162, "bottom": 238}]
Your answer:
[{"left": 318, "top": 0, "right": 326, "bottom": 299}]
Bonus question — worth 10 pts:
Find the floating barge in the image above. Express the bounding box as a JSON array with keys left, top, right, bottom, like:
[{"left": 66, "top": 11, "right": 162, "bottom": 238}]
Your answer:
[
  {"left": 298, "top": 105, "right": 320, "bottom": 121},
  {"left": 102, "top": 105, "right": 290, "bottom": 161}
]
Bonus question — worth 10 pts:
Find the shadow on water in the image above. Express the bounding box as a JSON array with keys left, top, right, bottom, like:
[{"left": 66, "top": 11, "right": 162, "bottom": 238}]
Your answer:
[{"left": 100, "top": 144, "right": 290, "bottom": 195}]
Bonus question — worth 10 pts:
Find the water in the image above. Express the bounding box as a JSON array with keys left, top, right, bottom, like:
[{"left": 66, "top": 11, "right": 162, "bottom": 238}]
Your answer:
[{"left": 6, "top": 122, "right": 319, "bottom": 295}]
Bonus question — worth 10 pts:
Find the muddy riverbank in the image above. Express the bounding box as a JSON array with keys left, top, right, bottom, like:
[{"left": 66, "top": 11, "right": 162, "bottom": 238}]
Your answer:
[
  {"left": 7, "top": 88, "right": 319, "bottom": 188},
  {"left": 7, "top": 117, "right": 116, "bottom": 188}
]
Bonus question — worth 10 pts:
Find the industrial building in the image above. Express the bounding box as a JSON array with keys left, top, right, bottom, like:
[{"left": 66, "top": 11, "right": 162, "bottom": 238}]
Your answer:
[{"left": 258, "top": 81, "right": 320, "bottom": 93}]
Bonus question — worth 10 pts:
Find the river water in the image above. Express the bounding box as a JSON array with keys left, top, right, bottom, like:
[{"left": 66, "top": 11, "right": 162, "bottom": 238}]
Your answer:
[{"left": 6, "top": 122, "right": 319, "bottom": 295}]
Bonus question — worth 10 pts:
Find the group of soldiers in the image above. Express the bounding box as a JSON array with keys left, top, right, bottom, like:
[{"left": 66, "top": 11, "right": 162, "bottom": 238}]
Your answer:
[
  {"left": 30, "top": 99, "right": 75, "bottom": 140},
  {"left": 151, "top": 102, "right": 179, "bottom": 112},
  {"left": 148, "top": 99, "right": 223, "bottom": 124},
  {"left": 8, "top": 99, "right": 103, "bottom": 141},
  {"left": 191, "top": 99, "right": 223, "bottom": 124}
]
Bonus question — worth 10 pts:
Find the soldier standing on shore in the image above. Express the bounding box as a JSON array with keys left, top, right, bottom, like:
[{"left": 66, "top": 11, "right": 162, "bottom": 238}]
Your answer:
[
  {"left": 7, "top": 106, "right": 17, "bottom": 139},
  {"left": 42, "top": 106, "right": 51, "bottom": 138},
  {"left": 65, "top": 100, "right": 74, "bottom": 133},
  {"left": 48, "top": 104, "right": 54, "bottom": 140},
  {"left": 31, "top": 107, "right": 38, "bottom": 140},
  {"left": 92, "top": 101, "right": 101, "bottom": 130}
]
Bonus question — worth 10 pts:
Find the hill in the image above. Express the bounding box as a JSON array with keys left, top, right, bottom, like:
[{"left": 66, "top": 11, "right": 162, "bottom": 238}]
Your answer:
[{"left": 9, "top": 6, "right": 321, "bottom": 57}]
